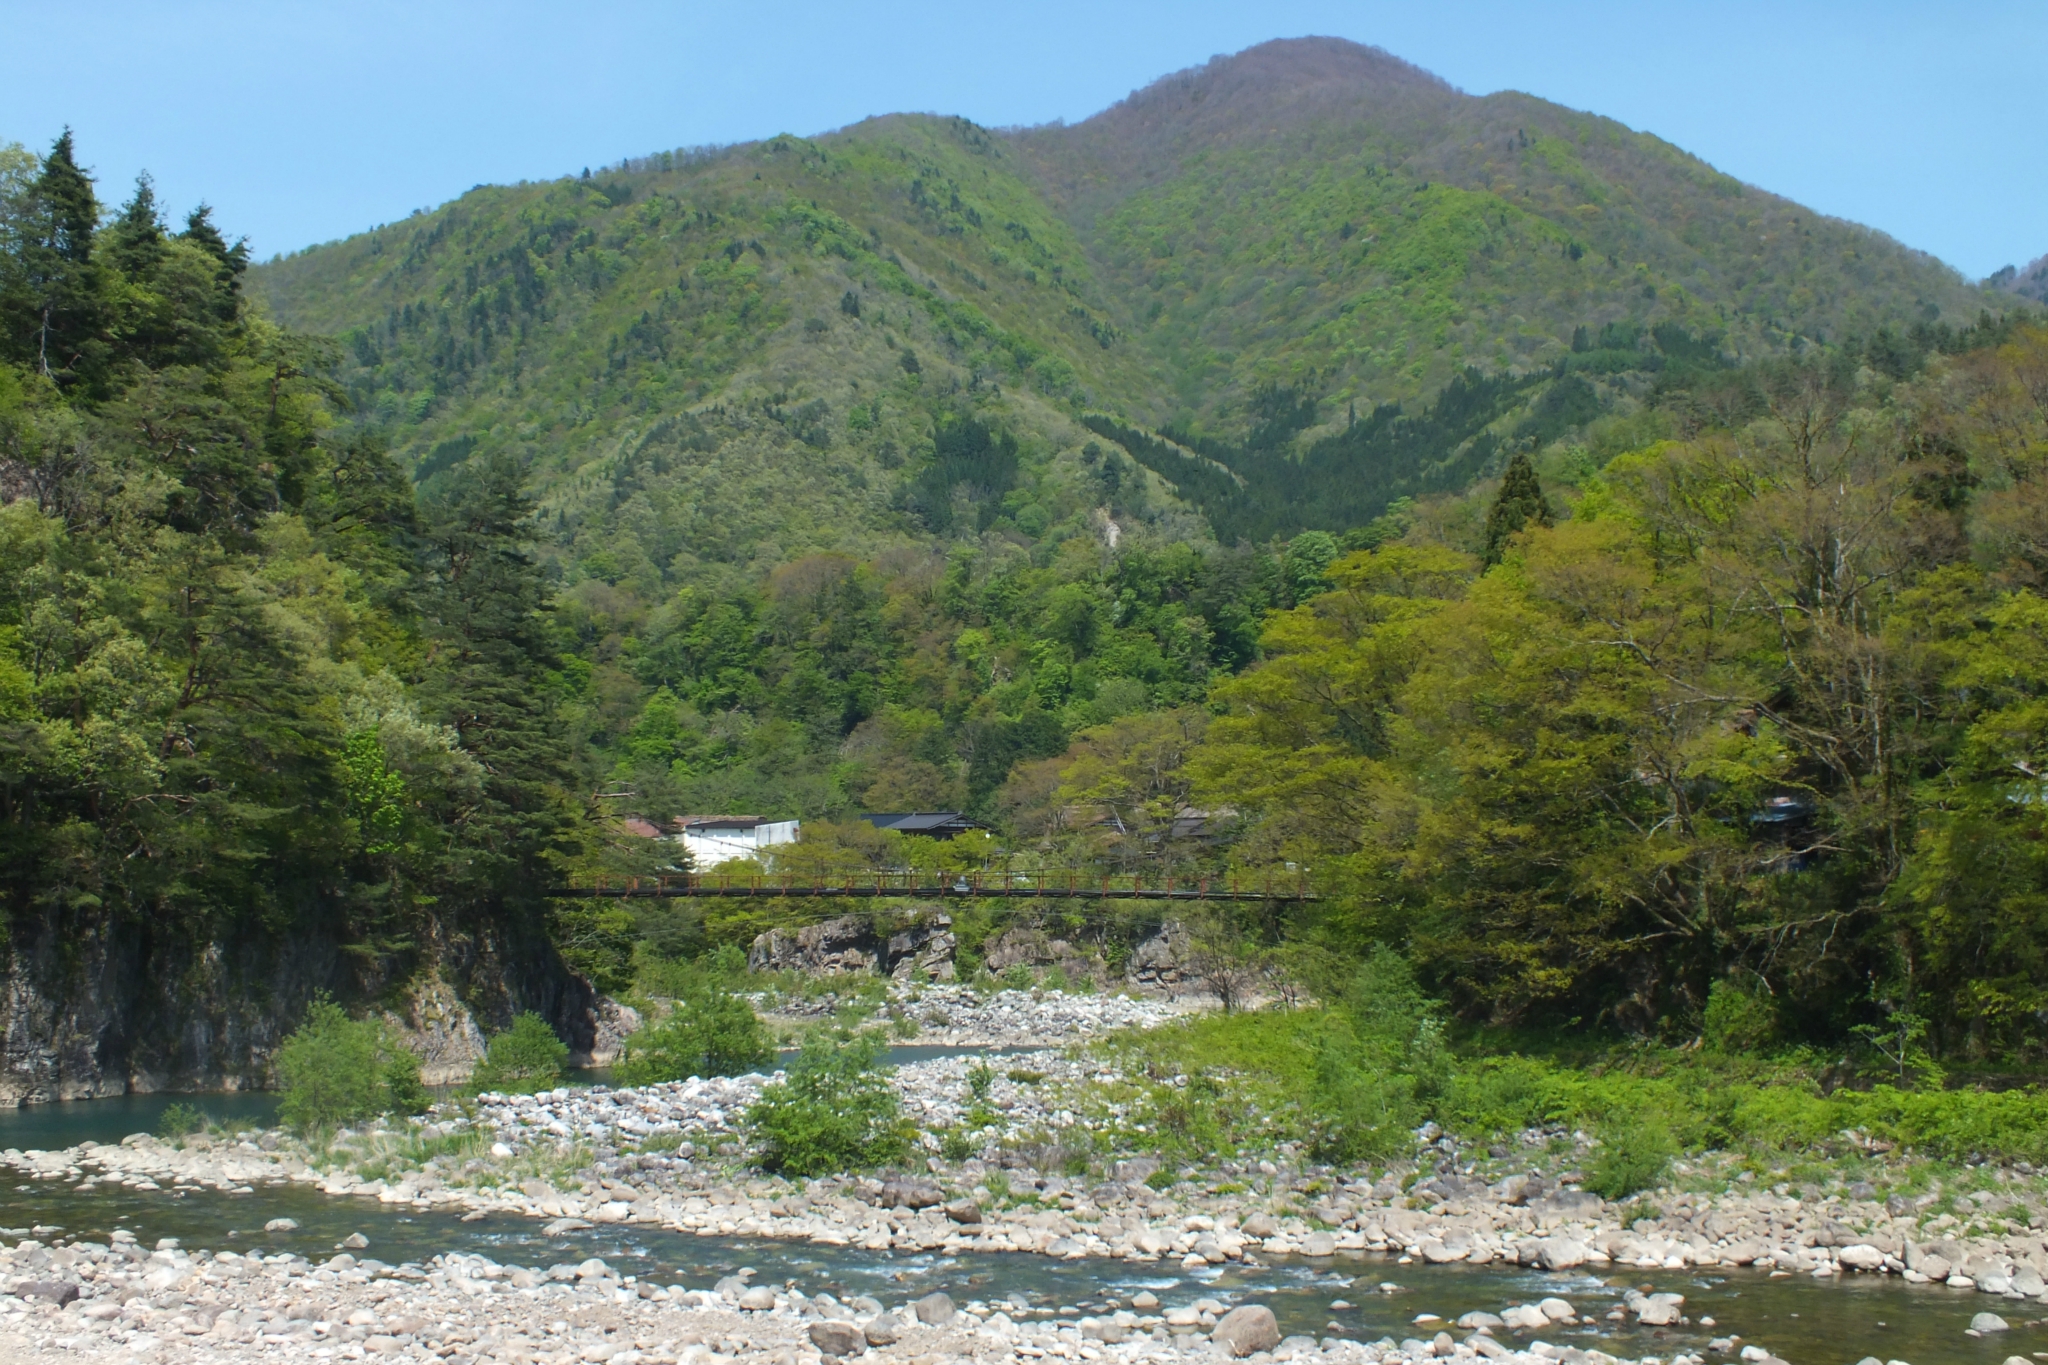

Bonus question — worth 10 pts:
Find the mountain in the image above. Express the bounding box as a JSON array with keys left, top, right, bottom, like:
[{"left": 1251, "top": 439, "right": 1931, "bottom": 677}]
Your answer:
[
  {"left": 1988, "top": 252, "right": 2048, "bottom": 306},
  {"left": 254, "top": 37, "right": 2001, "bottom": 572}
]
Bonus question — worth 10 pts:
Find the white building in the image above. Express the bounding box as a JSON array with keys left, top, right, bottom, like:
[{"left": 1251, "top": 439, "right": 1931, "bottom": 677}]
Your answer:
[{"left": 676, "top": 815, "right": 799, "bottom": 869}]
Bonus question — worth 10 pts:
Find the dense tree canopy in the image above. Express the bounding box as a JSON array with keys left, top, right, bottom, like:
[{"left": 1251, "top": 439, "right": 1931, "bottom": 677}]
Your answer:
[
  {"left": 1193, "top": 329, "right": 2048, "bottom": 1058},
  {"left": 0, "top": 134, "right": 592, "bottom": 1002}
]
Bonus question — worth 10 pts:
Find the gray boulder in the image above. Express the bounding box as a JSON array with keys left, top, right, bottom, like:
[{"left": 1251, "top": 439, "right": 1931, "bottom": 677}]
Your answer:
[
  {"left": 1125, "top": 921, "right": 1193, "bottom": 987},
  {"left": 943, "top": 1198, "right": 983, "bottom": 1224},
  {"left": 1210, "top": 1305, "right": 1281, "bottom": 1357},
  {"left": 862, "top": 1313, "right": 901, "bottom": 1346},
  {"left": 914, "top": 1292, "right": 957, "bottom": 1326},
  {"left": 749, "top": 911, "right": 954, "bottom": 977},
  {"left": 880, "top": 1178, "right": 944, "bottom": 1209},
  {"left": 13, "top": 1281, "right": 79, "bottom": 1306},
  {"left": 809, "top": 1321, "right": 866, "bottom": 1357},
  {"left": 1971, "top": 1311, "right": 2010, "bottom": 1333}
]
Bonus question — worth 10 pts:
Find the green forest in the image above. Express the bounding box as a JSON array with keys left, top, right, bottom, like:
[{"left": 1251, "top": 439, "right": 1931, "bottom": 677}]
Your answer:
[{"left": 5, "top": 32, "right": 2048, "bottom": 1083}]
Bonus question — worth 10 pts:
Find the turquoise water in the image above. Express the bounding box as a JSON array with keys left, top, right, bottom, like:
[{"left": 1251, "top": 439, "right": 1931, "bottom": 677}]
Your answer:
[{"left": 0, "top": 1171, "right": 2032, "bottom": 1364}]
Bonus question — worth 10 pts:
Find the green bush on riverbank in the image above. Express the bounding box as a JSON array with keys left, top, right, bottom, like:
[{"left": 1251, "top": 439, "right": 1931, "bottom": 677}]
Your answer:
[
  {"left": 470, "top": 1014, "right": 570, "bottom": 1095},
  {"left": 277, "top": 1000, "right": 430, "bottom": 1134},
  {"left": 746, "top": 1033, "right": 910, "bottom": 1176},
  {"left": 1093, "top": 967, "right": 2048, "bottom": 1173},
  {"left": 615, "top": 979, "right": 774, "bottom": 1085}
]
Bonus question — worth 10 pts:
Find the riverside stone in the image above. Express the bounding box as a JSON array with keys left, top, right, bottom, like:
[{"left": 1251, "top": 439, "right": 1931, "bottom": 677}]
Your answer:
[
  {"left": 1210, "top": 1304, "right": 1281, "bottom": 1356},
  {"left": 808, "top": 1319, "right": 866, "bottom": 1355}
]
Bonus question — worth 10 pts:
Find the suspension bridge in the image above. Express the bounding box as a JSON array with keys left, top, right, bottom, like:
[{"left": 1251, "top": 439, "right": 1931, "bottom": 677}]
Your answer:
[{"left": 549, "top": 870, "right": 1316, "bottom": 902}]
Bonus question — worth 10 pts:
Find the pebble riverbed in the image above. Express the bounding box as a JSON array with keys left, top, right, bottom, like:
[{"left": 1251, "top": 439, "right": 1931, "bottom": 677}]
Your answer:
[{"left": 0, "top": 988, "right": 2043, "bottom": 1365}]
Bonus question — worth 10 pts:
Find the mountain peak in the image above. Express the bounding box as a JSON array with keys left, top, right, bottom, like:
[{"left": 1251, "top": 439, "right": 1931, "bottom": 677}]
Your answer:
[
  {"left": 1014, "top": 37, "right": 1466, "bottom": 212},
  {"left": 1110, "top": 36, "right": 1456, "bottom": 116}
]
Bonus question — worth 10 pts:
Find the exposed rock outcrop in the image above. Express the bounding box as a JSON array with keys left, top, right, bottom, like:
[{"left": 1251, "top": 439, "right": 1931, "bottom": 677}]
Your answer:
[
  {"left": 747, "top": 911, "right": 954, "bottom": 980},
  {"left": 981, "top": 927, "right": 1100, "bottom": 982},
  {"left": 1124, "top": 919, "right": 1193, "bottom": 988},
  {"left": 0, "top": 900, "right": 608, "bottom": 1105}
]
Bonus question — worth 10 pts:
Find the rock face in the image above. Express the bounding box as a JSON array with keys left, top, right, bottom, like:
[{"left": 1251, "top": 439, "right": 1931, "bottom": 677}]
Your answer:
[
  {"left": 982, "top": 927, "right": 1101, "bottom": 982},
  {"left": 1210, "top": 1305, "right": 1280, "bottom": 1357},
  {"left": 378, "top": 974, "right": 490, "bottom": 1085},
  {"left": 1125, "top": 920, "right": 1194, "bottom": 988},
  {"left": 747, "top": 911, "right": 955, "bottom": 979},
  {"left": 0, "top": 903, "right": 604, "bottom": 1104}
]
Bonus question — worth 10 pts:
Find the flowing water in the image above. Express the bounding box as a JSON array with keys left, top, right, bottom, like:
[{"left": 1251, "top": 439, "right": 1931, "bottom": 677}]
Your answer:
[
  {"left": 0, "top": 1175, "right": 2031, "bottom": 1365},
  {"left": 2, "top": 1052, "right": 2038, "bottom": 1364}
]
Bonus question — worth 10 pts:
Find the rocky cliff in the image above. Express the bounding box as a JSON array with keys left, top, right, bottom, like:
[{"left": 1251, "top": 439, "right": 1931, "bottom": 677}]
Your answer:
[
  {"left": 0, "top": 901, "right": 609, "bottom": 1104},
  {"left": 746, "top": 912, "right": 1193, "bottom": 992}
]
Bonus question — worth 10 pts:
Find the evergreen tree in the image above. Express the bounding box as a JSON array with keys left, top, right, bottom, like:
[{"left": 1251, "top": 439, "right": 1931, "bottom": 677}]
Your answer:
[
  {"left": 417, "top": 450, "right": 579, "bottom": 896},
  {"left": 178, "top": 204, "right": 247, "bottom": 330},
  {"left": 104, "top": 174, "right": 166, "bottom": 281},
  {"left": 1, "top": 130, "right": 107, "bottom": 389},
  {"left": 1482, "top": 451, "right": 1553, "bottom": 566}
]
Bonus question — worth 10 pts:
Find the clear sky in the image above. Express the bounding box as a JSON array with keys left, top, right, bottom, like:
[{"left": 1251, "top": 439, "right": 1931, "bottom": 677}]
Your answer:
[{"left": 2, "top": 1, "right": 2039, "bottom": 281}]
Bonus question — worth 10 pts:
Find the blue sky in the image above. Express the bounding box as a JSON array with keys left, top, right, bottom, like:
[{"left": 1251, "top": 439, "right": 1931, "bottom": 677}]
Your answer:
[{"left": 2, "top": 1, "right": 2040, "bottom": 280}]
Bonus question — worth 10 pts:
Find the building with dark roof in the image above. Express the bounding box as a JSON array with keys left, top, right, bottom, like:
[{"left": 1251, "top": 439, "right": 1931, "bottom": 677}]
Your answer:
[{"left": 858, "top": 811, "right": 988, "bottom": 840}]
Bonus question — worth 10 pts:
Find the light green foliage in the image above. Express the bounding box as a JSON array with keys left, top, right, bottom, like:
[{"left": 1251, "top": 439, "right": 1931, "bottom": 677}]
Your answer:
[
  {"left": 1102, "top": 981, "right": 2048, "bottom": 1175},
  {"left": 744, "top": 1031, "right": 910, "bottom": 1175},
  {"left": 1584, "top": 1114, "right": 1675, "bottom": 1201},
  {"left": 156, "top": 1102, "right": 206, "bottom": 1140},
  {"left": 471, "top": 1013, "right": 570, "bottom": 1095},
  {"left": 613, "top": 979, "right": 773, "bottom": 1085},
  {"left": 276, "top": 999, "right": 426, "bottom": 1134},
  {"left": 1193, "top": 333, "right": 2048, "bottom": 1058}
]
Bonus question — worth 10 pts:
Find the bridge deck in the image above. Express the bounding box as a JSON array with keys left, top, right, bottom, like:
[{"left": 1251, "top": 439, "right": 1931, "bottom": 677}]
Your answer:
[{"left": 550, "top": 872, "right": 1314, "bottom": 902}]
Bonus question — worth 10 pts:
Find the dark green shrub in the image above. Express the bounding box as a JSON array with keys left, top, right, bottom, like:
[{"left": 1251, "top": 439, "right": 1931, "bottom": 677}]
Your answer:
[
  {"left": 277, "top": 998, "right": 423, "bottom": 1134},
  {"left": 744, "top": 1032, "right": 909, "bottom": 1176},
  {"left": 471, "top": 1012, "right": 569, "bottom": 1094},
  {"left": 1584, "top": 1115, "right": 1675, "bottom": 1200},
  {"left": 1342, "top": 944, "right": 1440, "bottom": 1061},
  {"left": 384, "top": 1048, "right": 431, "bottom": 1115},
  {"left": 1702, "top": 978, "right": 1777, "bottom": 1054},
  {"left": 156, "top": 1102, "right": 206, "bottom": 1139},
  {"left": 613, "top": 985, "right": 772, "bottom": 1086}
]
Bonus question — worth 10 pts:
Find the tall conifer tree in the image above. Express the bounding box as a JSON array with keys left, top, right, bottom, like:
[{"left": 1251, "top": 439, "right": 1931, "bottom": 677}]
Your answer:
[{"left": 1483, "top": 452, "right": 1554, "bottom": 565}]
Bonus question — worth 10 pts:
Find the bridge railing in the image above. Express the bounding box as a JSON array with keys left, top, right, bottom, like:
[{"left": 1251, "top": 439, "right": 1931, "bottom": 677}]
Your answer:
[{"left": 549, "top": 869, "right": 1315, "bottom": 901}]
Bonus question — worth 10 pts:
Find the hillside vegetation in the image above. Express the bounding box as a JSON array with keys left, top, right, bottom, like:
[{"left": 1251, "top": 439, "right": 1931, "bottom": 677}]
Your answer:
[
  {"left": 6, "top": 36, "right": 2048, "bottom": 1084},
  {"left": 256, "top": 38, "right": 1998, "bottom": 564}
]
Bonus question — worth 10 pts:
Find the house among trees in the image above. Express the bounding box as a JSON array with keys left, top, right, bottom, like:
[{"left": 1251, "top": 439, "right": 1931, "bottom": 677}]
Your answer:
[
  {"left": 679, "top": 816, "right": 800, "bottom": 867},
  {"left": 617, "top": 815, "right": 800, "bottom": 868},
  {"left": 857, "top": 811, "right": 988, "bottom": 840}
]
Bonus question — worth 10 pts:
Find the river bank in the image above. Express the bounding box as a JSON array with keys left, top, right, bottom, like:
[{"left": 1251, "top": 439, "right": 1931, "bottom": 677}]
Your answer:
[{"left": 3, "top": 988, "right": 2046, "bottom": 1365}]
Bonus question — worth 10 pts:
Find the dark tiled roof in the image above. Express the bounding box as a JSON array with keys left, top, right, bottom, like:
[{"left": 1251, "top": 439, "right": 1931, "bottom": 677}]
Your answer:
[{"left": 859, "top": 811, "right": 988, "bottom": 836}]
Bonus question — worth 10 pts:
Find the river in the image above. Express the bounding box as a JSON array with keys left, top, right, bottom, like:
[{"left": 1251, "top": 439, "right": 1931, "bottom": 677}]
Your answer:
[
  {"left": 0, "top": 1167, "right": 2031, "bottom": 1363},
  {"left": 1, "top": 1052, "right": 2039, "bottom": 1364}
]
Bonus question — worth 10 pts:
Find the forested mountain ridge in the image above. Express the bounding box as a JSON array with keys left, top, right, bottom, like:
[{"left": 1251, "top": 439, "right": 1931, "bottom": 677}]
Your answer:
[
  {"left": 1989, "top": 250, "right": 2048, "bottom": 305},
  {"left": 1015, "top": 38, "right": 1985, "bottom": 421},
  {"left": 254, "top": 37, "right": 2001, "bottom": 575}
]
